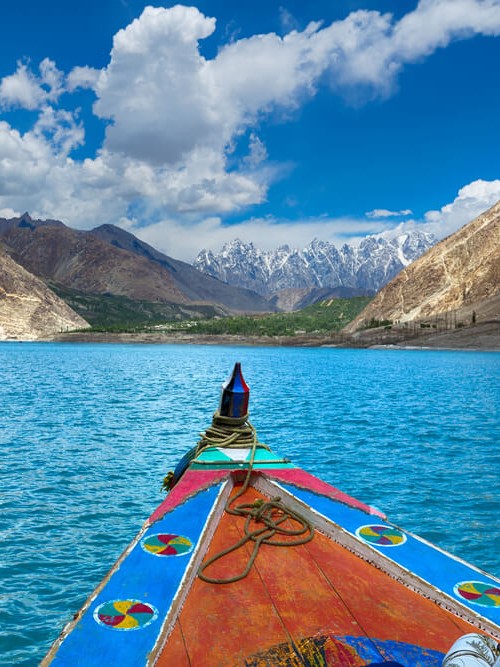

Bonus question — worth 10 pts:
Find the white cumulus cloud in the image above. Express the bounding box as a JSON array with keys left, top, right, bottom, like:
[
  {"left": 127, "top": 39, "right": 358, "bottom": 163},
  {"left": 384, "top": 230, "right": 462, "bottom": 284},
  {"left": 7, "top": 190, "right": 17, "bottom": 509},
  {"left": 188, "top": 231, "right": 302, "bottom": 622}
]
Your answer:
[
  {"left": 325, "top": 0, "right": 500, "bottom": 99},
  {"left": 366, "top": 209, "right": 413, "bottom": 218},
  {"left": 66, "top": 66, "right": 101, "bottom": 92},
  {"left": 0, "top": 58, "right": 65, "bottom": 110},
  {"left": 0, "top": 62, "right": 46, "bottom": 110},
  {"left": 424, "top": 179, "right": 500, "bottom": 237},
  {"left": 93, "top": 6, "right": 218, "bottom": 166},
  {"left": 1, "top": 2, "right": 500, "bottom": 252}
]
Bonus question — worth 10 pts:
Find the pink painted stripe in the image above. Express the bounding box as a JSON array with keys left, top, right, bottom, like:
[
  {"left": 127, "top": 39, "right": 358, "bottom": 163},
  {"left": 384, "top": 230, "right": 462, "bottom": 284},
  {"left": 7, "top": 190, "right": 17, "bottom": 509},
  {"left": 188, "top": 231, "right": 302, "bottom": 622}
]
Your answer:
[
  {"left": 149, "top": 470, "right": 229, "bottom": 523},
  {"left": 265, "top": 468, "right": 386, "bottom": 519}
]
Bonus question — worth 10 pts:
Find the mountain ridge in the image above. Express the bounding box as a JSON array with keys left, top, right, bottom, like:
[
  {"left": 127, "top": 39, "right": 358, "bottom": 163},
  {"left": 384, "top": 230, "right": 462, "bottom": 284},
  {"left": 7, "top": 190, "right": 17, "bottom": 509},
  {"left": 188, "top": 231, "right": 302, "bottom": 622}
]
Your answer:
[
  {"left": 344, "top": 200, "right": 500, "bottom": 333},
  {"left": 193, "top": 231, "right": 436, "bottom": 304},
  {"left": 0, "top": 215, "right": 275, "bottom": 315},
  {"left": 90, "top": 224, "right": 275, "bottom": 312}
]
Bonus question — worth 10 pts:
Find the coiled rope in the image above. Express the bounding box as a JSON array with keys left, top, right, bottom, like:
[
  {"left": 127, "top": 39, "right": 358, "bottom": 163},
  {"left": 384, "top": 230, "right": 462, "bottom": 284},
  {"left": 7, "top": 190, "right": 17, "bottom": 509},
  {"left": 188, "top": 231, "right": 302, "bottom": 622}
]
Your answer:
[
  {"left": 195, "top": 411, "right": 266, "bottom": 454},
  {"left": 197, "top": 413, "right": 314, "bottom": 585}
]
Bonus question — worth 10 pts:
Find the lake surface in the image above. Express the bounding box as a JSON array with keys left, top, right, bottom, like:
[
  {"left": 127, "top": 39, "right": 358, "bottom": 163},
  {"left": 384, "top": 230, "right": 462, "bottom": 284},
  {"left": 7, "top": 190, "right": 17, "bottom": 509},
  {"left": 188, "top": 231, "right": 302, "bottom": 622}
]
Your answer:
[{"left": 1, "top": 342, "right": 499, "bottom": 666}]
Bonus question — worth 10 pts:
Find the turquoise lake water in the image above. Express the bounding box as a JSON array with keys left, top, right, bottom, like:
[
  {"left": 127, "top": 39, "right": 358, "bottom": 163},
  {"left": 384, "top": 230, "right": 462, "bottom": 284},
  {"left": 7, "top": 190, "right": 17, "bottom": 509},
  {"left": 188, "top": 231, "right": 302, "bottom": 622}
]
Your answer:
[{"left": 1, "top": 342, "right": 499, "bottom": 666}]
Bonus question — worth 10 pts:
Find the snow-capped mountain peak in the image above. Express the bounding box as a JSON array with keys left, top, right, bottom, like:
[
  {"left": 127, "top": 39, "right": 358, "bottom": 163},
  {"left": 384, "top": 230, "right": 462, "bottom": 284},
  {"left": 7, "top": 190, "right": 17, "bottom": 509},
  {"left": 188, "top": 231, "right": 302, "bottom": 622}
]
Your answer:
[{"left": 193, "top": 232, "right": 437, "bottom": 296}]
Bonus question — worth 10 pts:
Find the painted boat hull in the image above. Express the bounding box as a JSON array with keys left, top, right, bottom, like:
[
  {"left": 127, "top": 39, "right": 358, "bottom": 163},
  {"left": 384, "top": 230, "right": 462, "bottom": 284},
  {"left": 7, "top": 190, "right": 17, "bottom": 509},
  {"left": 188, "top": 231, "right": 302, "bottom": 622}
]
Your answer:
[{"left": 43, "top": 429, "right": 500, "bottom": 665}]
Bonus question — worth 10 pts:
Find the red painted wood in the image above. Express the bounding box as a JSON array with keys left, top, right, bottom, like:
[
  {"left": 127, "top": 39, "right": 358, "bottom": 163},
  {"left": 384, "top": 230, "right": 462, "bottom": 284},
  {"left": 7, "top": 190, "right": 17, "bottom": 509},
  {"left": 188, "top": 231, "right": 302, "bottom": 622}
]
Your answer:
[
  {"left": 246, "top": 525, "right": 366, "bottom": 639},
  {"left": 155, "top": 624, "right": 190, "bottom": 666},
  {"left": 306, "top": 528, "right": 482, "bottom": 652},
  {"left": 157, "top": 488, "right": 484, "bottom": 667},
  {"left": 149, "top": 469, "right": 228, "bottom": 522},
  {"left": 156, "top": 489, "right": 295, "bottom": 666},
  {"left": 265, "top": 468, "right": 386, "bottom": 518},
  {"left": 157, "top": 486, "right": 364, "bottom": 666},
  {"left": 156, "top": 484, "right": 481, "bottom": 666}
]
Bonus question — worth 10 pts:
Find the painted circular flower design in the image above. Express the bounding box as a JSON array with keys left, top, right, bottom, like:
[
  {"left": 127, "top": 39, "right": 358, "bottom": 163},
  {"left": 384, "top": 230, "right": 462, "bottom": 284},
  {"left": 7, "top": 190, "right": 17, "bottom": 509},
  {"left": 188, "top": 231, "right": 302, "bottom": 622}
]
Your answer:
[
  {"left": 141, "top": 533, "right": 193, "bottom": 557},
  {"left": 355, "top": 524, "right": 406, "bottom": 547},
  {"left": 94, "top": 599, "right": 158, "bottom": 630},
  {"left": 454, "top": 581, "right": 500, "bottom": 608}
]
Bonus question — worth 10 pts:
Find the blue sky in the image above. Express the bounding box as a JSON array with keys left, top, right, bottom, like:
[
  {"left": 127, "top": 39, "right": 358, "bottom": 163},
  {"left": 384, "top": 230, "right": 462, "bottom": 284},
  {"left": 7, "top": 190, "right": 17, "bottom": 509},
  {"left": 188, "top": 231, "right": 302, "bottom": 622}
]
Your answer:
[{"left": 1, "top": 0, "right": 500, "bottom": 260}]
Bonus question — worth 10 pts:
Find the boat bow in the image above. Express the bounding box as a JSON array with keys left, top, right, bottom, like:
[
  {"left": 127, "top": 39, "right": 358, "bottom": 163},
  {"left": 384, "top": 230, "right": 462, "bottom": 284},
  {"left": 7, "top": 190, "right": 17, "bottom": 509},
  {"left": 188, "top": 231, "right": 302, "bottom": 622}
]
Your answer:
[{"left": 43, "top": 364, "right": 500, "bottom": 666}]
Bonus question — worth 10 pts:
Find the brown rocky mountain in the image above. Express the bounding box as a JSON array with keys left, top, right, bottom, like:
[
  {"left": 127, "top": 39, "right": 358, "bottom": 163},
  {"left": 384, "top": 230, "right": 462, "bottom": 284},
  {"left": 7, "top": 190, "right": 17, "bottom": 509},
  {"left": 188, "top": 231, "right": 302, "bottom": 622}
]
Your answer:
[
  {"left": 0, "top": 246, "right": 89, "bottom": 340},
  {"left": 344, "top": 201, "right": 500, "bottom": 333},
  {"left": 0, "top": 215, "right": 189, "bottom": 304},
  {"left": 90, "top": 224, "right": 274, "bottom": 312},
  {"left": 0, "top": 214, "right": 273, "bottom": 313}
]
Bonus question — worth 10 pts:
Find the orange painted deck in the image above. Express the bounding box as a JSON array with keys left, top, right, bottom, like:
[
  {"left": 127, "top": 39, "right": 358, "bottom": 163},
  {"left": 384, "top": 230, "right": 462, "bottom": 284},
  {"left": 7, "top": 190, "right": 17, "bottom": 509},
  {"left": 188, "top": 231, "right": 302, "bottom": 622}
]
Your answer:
[{"left": 156, "top": 486, "right": 479, "bottom": 666}]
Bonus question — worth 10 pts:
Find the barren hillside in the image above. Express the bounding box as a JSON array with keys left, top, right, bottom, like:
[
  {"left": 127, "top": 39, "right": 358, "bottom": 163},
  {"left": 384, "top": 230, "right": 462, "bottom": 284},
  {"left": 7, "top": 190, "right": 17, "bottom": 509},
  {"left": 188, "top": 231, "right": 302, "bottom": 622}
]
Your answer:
[
  {"left": 344, "top": 201, "right": 500, "bottom": 333},
  {"left": 0, "top": 248, "right": 89, "bottom": 340}
]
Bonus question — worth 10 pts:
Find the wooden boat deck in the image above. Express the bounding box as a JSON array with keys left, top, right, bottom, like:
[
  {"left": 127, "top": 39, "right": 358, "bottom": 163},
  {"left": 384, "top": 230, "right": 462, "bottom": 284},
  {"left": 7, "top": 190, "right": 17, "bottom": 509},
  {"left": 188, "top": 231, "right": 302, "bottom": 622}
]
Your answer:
[
  {"left": 41, "top": 367, "right": 500, "bottom": 666},
  {"left": 43, "top": 470, "right": 500, "bottom": 666},
  {"left": 155, "top": 485, "right": 480, "bottom": 666}
]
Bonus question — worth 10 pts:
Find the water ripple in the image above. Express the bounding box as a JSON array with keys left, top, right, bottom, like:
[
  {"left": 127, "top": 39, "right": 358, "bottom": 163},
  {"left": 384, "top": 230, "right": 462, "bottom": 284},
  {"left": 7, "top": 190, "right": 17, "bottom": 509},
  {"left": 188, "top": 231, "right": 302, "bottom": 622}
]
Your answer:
[{"left": 0, "top": 343, "right": 498, "bottom": 665}]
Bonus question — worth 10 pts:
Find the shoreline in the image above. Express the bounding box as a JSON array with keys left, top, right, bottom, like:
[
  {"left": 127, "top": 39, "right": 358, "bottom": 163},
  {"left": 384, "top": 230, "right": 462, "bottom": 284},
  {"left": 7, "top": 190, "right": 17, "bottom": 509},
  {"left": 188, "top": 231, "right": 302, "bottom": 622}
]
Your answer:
[{"left": 42, "top": 320, "right": 500, "bottom": 351}]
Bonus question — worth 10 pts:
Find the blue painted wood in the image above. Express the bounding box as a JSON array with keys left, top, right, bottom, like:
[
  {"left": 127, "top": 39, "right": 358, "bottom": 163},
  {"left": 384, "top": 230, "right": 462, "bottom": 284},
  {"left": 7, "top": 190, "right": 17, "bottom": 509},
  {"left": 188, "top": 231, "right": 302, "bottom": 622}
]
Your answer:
[
  {"left": 50, "top": 484, "right": 221, "bottom": 666},
  {"left": 279, "top": 483, "right": 500, "bottom": 626},
  {"left": 342, "top": 635, "right": 444, "bottom": 665}
]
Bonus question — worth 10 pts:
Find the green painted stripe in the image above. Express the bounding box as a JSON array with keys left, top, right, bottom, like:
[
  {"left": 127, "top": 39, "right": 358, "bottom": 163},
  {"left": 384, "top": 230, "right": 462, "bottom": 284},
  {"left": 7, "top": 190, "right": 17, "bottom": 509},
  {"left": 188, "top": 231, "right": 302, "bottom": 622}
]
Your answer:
[
  {"left": 190, "top": 461, "right": 295, "bottom": 470},
  {"left": 193, "top": 446, "right": 286, "bottom": 465}
]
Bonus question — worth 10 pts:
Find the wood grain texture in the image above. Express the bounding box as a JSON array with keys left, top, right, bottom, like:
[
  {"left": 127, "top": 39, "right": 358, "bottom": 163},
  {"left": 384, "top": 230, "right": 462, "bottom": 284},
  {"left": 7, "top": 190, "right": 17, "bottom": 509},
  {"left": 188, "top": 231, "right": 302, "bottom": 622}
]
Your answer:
[
  {"left": 306, "top": 528, "right": 481, "bottom": 652},
  {"left": 157, "top": 485, "right": 483, "bottom": 666}
]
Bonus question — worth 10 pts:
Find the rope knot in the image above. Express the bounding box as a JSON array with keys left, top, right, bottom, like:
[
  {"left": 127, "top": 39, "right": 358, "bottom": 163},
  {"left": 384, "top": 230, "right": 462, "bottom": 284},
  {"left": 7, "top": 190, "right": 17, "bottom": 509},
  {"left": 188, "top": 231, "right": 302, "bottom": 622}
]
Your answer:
[
  {"left": 196, "top": 411, "right": 261, "bottom": 455},
  {"left": 196, "top": 411, "right": 313, "bottom": 585}
]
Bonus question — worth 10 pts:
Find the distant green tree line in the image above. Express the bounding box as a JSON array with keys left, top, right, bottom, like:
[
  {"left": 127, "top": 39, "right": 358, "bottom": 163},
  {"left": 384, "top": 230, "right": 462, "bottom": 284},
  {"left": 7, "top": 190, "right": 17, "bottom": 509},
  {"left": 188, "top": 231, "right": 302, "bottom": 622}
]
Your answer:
[
  {"left": 168, "top": 297, "right": 372, "bottom": 336},
  {"left": 54, "top": 283, "right": 371, "bottom": 336}
]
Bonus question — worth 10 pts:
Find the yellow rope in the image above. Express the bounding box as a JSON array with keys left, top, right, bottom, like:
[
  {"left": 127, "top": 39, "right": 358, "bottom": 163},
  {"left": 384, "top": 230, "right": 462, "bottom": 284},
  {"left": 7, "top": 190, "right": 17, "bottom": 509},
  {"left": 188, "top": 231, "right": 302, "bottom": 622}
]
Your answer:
[{"left": 197, "top": 414, "right": 314, "bottom": 585}]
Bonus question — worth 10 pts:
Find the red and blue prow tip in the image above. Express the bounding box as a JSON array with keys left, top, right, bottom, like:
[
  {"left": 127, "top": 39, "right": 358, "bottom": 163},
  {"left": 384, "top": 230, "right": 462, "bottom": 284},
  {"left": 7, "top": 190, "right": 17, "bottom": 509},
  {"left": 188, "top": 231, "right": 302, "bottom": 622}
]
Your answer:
[{"left": 219, "top": 362, "right": 250, "bottom": 418}]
